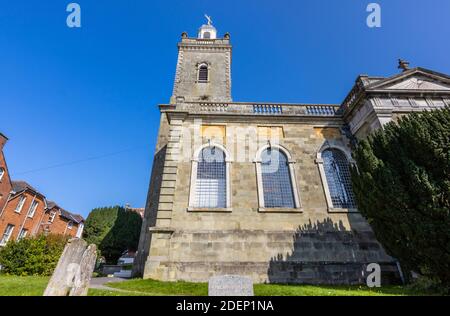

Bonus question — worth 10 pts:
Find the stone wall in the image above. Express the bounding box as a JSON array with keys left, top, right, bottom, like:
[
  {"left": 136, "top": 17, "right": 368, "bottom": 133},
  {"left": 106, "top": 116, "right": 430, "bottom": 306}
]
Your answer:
[
  {"left": 133, "top": 112, "right": 170, "bottom": 276},
  {"left": 141, "top": 114, "right": 399, "bottom": 284}
]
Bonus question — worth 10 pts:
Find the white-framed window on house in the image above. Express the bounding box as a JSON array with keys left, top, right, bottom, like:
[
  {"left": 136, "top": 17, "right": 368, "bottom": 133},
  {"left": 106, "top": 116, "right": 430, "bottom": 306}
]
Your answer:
[
  {"left": 67, "top": 221, "right": 73, "bottom": 230},
  {"left": 188, "top": 143, "right": 232, "bottom": 210},
  {"left": 27, "top": 200, "right": 38, "bottom": 218},
  {"left": 0, "top": 167, "right": 5, "bottom": 181},
  {"left": 316, "top": 145, "right": 357, "bottom": 212},
  {"left": 15, "top": 196, "right": 26, "bottom": 213},
  {"left": 17, "top": 228, "right": 28, "bottom": 241},
  {"left": 0, "top": 224, "right": 14, "bottom": 246},
  {"left": 197, "top": 63, "right": 209, "bottom": 82},
  {"left": 254, "top": 145, "right": 301, "bottom": 211},
  {"left": 49, "top": 211, "right": 56, "bottom": 223}
]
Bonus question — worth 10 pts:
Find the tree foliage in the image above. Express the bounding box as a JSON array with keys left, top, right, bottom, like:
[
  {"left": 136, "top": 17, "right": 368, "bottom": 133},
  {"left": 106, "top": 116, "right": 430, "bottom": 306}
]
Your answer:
[
  {"left": 0, "top": 234, "right": 69, "bottom": 276},
  {"left": 351, "top": 107, "right": 450, "bottom": 287},
  {"left": 83, "top": 206, "right": 142, "bottom": 264}
]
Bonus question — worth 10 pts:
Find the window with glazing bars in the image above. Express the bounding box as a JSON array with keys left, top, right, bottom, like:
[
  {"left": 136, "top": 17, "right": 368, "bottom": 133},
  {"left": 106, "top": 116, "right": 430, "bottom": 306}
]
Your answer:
[
  {"left": 198, "top": 65, "right": 208, "bottom": 82},
  {"left": 261, "top": 148, "right": 295, "bottom": 208},
  {"left": 322, "top": 149, "right": 356, "bottom": 208},
  {"left": 195, "top": 146, "right": 226, "bottom": 208}
]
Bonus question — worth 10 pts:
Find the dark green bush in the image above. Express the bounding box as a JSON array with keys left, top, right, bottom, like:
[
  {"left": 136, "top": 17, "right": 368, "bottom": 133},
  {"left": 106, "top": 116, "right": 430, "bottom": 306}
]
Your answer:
[
  {"left": 351, "top": 107, "right": 450, "bottom": 289},
  {"left": 0, "top": 234, "right": 69, "bottom": 276},
  {"left": 83, "top": 206, "right": 142, "bottom": 264}
]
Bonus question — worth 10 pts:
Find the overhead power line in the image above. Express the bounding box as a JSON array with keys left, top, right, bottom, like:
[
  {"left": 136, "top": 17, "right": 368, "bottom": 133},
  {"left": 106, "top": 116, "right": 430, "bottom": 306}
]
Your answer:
[{"left": 15, "top": 145, "right": 147, "bottom": 175}]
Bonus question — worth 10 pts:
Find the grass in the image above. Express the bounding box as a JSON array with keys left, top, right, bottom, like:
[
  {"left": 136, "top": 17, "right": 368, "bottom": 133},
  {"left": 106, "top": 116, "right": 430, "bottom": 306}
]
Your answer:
[
  {"left": 106, "top": 278, "right": 208, "bottom": 296},
  {"left": 105, "top": 278, "right": 431, "bottom": 296},
  {"left": 0, "top": 275, "right": 50, "bottom": 296},
  {"left": 88, "top": 288, "right": 153, "bottom": 296},
  {"left": 0, "top": 275, "right": 435, "bottom": 296}
]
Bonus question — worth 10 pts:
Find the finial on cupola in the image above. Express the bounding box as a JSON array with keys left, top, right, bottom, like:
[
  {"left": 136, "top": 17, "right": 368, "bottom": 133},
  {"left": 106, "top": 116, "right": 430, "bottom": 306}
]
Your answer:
[
  {"left": 398, "top": 59, "right": 410, "bottom": 72},
  {"left": 198, "top": 14, "right": 217, "bottom": 39}
]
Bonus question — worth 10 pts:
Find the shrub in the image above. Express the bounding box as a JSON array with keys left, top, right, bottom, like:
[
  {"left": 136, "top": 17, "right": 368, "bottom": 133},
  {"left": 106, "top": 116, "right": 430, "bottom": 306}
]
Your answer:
[
  {"left": 0, "top": 234, "right": 69, "bottom": 276},
  {"left": 351, "top": 107, "right": 450, "bottom": 289},
  {"left": 83, "top": 206, "right": 142, "bottom": 264}
]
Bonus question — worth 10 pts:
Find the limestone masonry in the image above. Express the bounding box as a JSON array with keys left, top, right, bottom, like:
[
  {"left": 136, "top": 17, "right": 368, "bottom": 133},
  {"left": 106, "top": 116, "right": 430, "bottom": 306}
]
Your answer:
[{"left": 133, "top": 21, "right": 450, "bottom": 284}]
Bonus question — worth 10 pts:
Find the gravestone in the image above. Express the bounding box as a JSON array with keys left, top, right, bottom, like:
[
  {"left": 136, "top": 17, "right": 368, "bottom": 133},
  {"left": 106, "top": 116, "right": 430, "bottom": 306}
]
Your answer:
[
  {"left": 44, "top": 238, "right": 97, "bottom": 296},
  {"left": 208, "top": 275, "right": 254, "bottom": 296}
]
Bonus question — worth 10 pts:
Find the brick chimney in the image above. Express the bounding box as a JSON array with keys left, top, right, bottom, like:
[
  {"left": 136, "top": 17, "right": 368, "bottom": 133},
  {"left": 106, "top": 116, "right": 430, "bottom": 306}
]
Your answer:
[{"left": 0, "top": 133, "right": 8, "bottom": 151}]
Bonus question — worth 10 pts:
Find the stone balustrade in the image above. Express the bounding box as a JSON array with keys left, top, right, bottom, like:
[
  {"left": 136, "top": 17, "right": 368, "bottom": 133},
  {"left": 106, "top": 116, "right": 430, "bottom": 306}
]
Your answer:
[{"left": 174, "top": 102, "right": 341, "bottom": 116}]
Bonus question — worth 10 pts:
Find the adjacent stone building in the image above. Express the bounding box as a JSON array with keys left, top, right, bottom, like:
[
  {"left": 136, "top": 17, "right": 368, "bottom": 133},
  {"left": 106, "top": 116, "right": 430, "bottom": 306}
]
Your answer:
[{"left": 134, "top": 21, "right": 450, "bottom": 284}]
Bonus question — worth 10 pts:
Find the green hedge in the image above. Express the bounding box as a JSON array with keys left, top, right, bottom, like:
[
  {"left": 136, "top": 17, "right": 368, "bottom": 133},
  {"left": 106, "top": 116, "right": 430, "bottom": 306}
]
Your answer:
[
  {"left": 0, "top": 234, "right": 68, "bottom": 276},
  {"left": 351, "top": 107, "right": 450, "bottom": 289},
  {"left": 83, "top": 206, "right": 142, "bottom": 264}
]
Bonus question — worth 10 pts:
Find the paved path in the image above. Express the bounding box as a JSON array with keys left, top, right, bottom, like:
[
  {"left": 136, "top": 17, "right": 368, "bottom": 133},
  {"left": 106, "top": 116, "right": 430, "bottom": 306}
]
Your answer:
[{"left": 89, "top": 277, "right": 128, "bottom": 291}]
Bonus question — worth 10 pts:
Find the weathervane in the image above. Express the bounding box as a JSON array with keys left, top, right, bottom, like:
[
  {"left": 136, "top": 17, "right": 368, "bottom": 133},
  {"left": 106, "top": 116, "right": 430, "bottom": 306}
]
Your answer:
[
  {"left": 204, "top": 14, "right": 212, "bottom": 25},
  {"left": 398, "top": 59, "right": 410, "bottom": 72}
]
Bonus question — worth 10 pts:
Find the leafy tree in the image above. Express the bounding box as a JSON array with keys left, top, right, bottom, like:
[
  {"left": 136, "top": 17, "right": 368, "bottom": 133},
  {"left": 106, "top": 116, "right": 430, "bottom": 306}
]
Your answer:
[
  {"left": 0, "top": 234, "right": 68, "bottom": 276},
  {"left": 83, "top": 206, "right": 142, "bottom": 263},
  {"left": 351, "top": 107, "right": 450, "bottom": 288}
]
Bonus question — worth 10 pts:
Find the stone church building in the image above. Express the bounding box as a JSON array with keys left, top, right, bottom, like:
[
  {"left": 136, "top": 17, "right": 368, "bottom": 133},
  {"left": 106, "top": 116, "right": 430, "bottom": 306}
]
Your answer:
[{"left": 134, "top": 21, "right": 450, "bottom": 284}]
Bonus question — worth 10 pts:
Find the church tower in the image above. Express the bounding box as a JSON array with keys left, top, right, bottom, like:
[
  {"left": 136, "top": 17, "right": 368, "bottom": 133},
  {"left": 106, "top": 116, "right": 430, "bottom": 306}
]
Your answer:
[{"left": 170, "top": 17, "right": 232, "bottom": 103}]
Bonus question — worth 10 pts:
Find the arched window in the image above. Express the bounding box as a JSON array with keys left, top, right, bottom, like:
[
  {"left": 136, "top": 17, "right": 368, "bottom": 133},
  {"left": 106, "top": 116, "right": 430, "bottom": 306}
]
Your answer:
[
  {"left": 0, "top": 167, "right": 4, "bottom": 181},
  {"left": 203, "top": 31, "right": 211, "bottom": 39},
  {"left": 189, "top": 144, "right": 231, "bottom": 210},
  {"left": 198, "top": 64, "right": 208, "bottom": 82},
  {"left": 255, "top": 145, "right": 301, "bottom": 210},
  {"left": 317, "top": 147, "right": 356, "bottom": 210}
]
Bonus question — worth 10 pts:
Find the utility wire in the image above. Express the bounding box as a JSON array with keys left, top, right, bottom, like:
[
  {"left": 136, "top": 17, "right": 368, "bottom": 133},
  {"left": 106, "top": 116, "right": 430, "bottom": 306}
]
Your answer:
[{"left": 15, "top": 145, "right": 147, "bottom": 175}]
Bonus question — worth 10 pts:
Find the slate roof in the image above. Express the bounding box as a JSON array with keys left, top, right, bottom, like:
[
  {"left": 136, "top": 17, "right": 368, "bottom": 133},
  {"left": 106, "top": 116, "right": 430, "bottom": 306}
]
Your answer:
[
  {"left": 11, "top": 180, "right": 39, "bottom": 194},
  {"left": 47, "top": 200, "right": 84, "bottom": 224}
]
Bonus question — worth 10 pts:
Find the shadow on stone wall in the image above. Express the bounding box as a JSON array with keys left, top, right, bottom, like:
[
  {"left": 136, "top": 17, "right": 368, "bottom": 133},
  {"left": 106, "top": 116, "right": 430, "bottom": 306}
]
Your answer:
[
  {"left": 267, "top": 217, "right": 401, "bottom": 285},
  {"left": 132, "top": 145, "right": 167, "bottom": 276}
]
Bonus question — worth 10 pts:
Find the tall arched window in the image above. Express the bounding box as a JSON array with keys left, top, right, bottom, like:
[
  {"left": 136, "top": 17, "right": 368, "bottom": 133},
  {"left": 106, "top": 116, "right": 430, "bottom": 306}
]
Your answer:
[
  {"left": 198, "top": 64, "right": 208, "bottom": 82},
  {"left": 189, "top": 144, "right": 231, "bottom": 210},
  {"left": 318, "top": 148, "right": 356, "bottom": 210},
  {"left": 0, "top": 167, "right": 4, "bottom": 181},
  {"left": 255, "top": 145, "right": 301, "bottom": 210}
]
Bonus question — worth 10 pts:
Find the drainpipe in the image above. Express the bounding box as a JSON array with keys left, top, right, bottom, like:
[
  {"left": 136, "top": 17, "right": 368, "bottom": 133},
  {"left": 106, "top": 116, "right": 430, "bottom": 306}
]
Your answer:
[
  {"left": 0, "top": 192, "right": 13, "bottom": 218},
  {"left": 33, "top": 203, "right": 47, "bottom": 236},
  {"left": 63, "top": 218, "right": 68, "bottom": 235}
]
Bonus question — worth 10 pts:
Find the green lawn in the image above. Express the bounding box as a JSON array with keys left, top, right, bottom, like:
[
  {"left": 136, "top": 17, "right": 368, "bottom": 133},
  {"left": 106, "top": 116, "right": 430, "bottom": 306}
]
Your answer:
[
  {"left": 0, "top": 275, "right": 50, "bottom": 296},
  {"left": 0, "top": 275, "right": 433, "bottom": 296},
  {"left": 105, "top": 278, "right": 429, "bottom": 296}
]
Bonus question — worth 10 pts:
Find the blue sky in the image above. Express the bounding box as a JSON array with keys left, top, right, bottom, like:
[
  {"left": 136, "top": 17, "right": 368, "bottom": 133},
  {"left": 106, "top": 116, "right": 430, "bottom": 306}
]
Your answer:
[{"left": 1, "top": 0, "right": 449, "bottom": 218}]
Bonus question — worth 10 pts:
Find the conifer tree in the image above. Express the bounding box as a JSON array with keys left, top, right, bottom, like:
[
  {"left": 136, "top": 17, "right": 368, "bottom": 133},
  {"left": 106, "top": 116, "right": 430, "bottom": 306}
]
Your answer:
[{"left": 351, "top": 107, "right": 450, "bottom": 287}]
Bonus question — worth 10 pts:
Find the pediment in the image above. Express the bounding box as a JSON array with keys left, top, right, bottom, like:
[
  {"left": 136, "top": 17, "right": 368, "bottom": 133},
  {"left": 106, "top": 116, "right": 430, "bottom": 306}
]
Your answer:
[
  {"left": 388, "top": 76, "right": 450, "bottom": 90},
  {"left": 368, "top": 68, "right": 450, "bottom": 91}
]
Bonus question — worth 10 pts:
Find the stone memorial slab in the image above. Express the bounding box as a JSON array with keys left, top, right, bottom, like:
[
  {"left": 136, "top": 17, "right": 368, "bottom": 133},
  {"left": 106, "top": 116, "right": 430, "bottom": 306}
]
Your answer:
[
  {"left": 208, "top": 275, "right": 254, "bottom": 296},
  {"left": 44, "top": 238, "right": 97, "bottom": 296}
]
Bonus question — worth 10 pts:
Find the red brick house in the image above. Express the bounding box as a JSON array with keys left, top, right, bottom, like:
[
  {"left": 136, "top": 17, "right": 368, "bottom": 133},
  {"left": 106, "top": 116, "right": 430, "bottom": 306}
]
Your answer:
[
  {"left": 0, "top": 133, "right": 12, "bottom": 211},
  {"left": 40, "top": 201, "right": 84, "bottom": 238},
  {"left": 0, "top": 181, "right": 48, "bottom": 244},
  {"left": 0, "top": 133, "right": 84, "bottom": 246}
]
